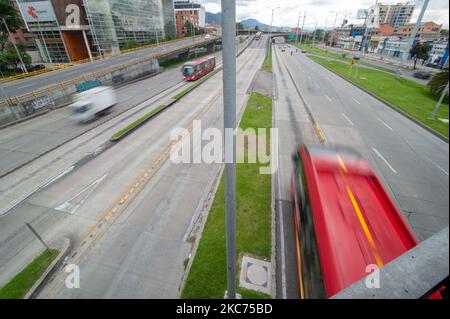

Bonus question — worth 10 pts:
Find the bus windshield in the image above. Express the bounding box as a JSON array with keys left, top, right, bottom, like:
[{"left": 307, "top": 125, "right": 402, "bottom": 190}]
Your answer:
[{"left": 183, "top": 66, "right": 194, "bottom": 76}]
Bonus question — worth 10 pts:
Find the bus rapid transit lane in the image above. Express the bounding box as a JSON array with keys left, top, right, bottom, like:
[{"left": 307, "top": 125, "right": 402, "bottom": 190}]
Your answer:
[{"left": 0, "top": 38, "right": 267, "bottom": 297}]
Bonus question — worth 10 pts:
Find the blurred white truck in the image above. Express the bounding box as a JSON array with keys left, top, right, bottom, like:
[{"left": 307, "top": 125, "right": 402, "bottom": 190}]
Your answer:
[{"left": 70, "top": 86, "right": 117, "bottom": 123}]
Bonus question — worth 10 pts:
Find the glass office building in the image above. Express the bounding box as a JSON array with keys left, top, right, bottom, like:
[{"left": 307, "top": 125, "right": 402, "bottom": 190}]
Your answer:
[
  {"left": 84, "top": 0, "right": 176, "bottom": 54},
  {"left": 16, "top": 0, "right": 176, "bottom": 62}
]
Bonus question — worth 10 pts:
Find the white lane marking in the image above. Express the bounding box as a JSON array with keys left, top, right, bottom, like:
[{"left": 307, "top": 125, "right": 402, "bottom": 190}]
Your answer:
[
  {"left": 325, "top": 94, "right": 332, "bottom": 102},
  {"left": 425, "top": 157, "right": 449, "bottom": 176},
  {"left": 314, "top": 83, "right": 320, "bottom": 89},
  {"left": 377, "top": 118, "right": 394, "bottom": 131},
  {"left": 55, "top": 173, "right": 108, "bottom": 214},
  {"left": 372, "top": 148, "right": 397, "bottom": 174},
  {"left": 352, "top": 97, "right": 361, "bottom": 105},
  {"left": 342, "top": 113, "right": 354, "bottom": 126}
]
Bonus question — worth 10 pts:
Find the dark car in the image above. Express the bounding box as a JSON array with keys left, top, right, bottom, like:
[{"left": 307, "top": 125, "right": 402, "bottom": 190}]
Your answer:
[
  {"left": 301, "top": 50, "right": 307, "bottom": 54},
  {"left": 413, "top": 70, "right": 432, "bottom": 79},
  {"left": 27, "top": 64, "right": 46, "bottom": 72}
]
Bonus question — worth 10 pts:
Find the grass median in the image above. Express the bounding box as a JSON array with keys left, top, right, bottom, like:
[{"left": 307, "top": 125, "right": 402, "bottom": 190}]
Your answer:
[
  {"left": 309, "top": 55, "right": 449, "bottom": 137},
  {"left": 262, "top": 43, "right": 273, "bottom": 73},
  {"left": 181, "top": 92, "right": 273, "bottom": 299},
  {"left": 294, "top": 43, "right": 395, "bottom": 73},
  {"left": 0, "top": 249, "right": 59, "bottom": 299}
]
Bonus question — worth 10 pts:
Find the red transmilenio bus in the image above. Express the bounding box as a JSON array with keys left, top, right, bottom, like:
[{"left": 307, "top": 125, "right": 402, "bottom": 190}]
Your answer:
[
  {"left": 182, "top": 56, "right": 216, "bottom": 81},
  {"left": 291, "top": 144, "right": 427, "bottom": 299}
]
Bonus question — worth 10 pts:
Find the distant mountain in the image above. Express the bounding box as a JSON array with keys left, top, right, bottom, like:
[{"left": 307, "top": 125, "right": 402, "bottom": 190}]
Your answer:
[
  {"left": 239, "top": 18, "right": 272, "bottom": 31},
  {"left": 206, "top": 12, "right": 221, "bottom": 25},
  {"left": 206, "top": 12, "right": 288, "bottom": 31}
]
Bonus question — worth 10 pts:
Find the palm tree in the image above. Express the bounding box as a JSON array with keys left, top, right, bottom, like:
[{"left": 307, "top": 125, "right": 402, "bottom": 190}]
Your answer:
[{"left": 428, "top": 69, "right": 449, "bottom": 95}]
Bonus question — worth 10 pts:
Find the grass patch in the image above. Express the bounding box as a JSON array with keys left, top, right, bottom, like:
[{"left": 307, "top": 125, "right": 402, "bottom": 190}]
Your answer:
[
  {"left": 0, "top": 249, "right": 59, "bottom": 299},
  {"left": 172, "top": 69, "right": 221, "bottom": 101},
  {"left": 309, "top": 55, "right": 449, "bottom": 137},
  {"left": 262, "top": 43, "right": 273, "bottom": 73},
  {"left": 181, "top": 92, "right": 273, "bottom": 299},
  {"left": 111, "top": 104, "right": 167, "bottom": 141},
  {"left": 294, "top": 44, "right": 395, "bottom": 73}
]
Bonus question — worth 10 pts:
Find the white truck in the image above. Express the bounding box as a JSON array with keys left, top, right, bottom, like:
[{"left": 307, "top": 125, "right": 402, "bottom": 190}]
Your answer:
[{"left": 70, "top": 86, "right": 117, "bottom": 123}]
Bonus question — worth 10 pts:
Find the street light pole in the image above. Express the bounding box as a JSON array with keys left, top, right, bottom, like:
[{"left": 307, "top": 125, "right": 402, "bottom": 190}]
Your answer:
[
  {"left": 322, "top": 19, "right": 328, "bottom": 45},
  {"left": 397, "top": 0, "right": 429, "bottom": 79},
  {"left": 299, "top": 11, "right": 306, "bottom": 45},
  {"left": 430, "top": 82, "right": 449, "bottom": 120},
  {"left": 312, "top": 19, "right": 318, "bottom": 47},
  {"left": 221, "top": 0, "right": 237, "bottom": 300},
  {"left": 295, "top": 11, "right": 301, "bottom": 44},
  {"left": 1, "top": 17, "right": 28, "bottom": 74}
]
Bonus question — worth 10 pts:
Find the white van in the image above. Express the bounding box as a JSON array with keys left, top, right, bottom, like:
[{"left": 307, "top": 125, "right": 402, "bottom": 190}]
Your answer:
[{"left": 70, "top": 86, "right": 117, "bottom": 123}]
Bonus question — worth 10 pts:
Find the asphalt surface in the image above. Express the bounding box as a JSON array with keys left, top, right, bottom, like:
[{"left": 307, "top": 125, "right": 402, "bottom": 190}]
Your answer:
[
  {"left": 0, "top": 36, "right": 267, "bottom": 298},
  {"left": 0, "top": 36, "right": 210, "bottom": 99},
  {"left": 273, "top": 41, "right": 448, "bottom": 298},
  {"left": 0, "top": 47, "right": 232, "bottom": 178}
]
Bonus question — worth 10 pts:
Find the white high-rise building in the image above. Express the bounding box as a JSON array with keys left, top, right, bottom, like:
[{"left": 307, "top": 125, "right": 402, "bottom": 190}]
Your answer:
[{"left": 365, "top": 2, "right": 415, "bottom": 29}]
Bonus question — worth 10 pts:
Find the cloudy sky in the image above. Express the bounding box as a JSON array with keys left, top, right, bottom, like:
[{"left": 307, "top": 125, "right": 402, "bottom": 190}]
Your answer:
[{"left": 197, "top": 0, "right": 449, "bottom": 29}]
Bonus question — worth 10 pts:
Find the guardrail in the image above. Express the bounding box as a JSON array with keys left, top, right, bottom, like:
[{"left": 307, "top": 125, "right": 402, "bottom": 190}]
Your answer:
[
  {"left": 0, "top": 37, "right": 219, "bottom": 126},
  {"left": 0, "top": 36, "right": 208, "bottom": 84},
  {"left": 332, "top": 227, "right": 449, "bottom": 299}
]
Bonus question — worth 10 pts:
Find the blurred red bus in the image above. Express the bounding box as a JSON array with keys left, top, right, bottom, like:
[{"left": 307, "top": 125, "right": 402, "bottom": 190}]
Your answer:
[
  {"left": 291, "top": 144, "right": 422, "bottom": 299},
  {"left": 182, "top": 56, "right": 216, "bottom": 81}
]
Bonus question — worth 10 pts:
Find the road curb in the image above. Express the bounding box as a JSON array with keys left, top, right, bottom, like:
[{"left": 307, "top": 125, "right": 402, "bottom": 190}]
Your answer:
[
  {"left": 25, "top": 238, "right": 71, "bottom": 299},
  {"left": 308, "top": 57, "right": 449, "bottom": 143}
]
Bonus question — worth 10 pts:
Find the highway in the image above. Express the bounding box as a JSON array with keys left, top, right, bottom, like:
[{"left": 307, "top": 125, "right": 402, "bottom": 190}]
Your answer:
[
  {"left": 272, "top": 41, "right": 448, "bottom": 298},
  {"left": 0, "top": 36, "right": 211, "bottom": 99},
  {"left": 0, "top": 36, "right": 268, "bottom": 298}
]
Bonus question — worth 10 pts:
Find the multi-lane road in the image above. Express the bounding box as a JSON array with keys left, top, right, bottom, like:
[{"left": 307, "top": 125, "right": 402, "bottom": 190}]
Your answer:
[
  {"left": 273, "top": 41, "right": 449, "bottom": 298},
  {"left": 0, "top": 34, "right": 447, "bottom": 299},
  {"left": 0, "top": 36, "right": 267, "bottom": 298},
  {"left": 0, "top": 36, "right": 211, "bottom": 99}
]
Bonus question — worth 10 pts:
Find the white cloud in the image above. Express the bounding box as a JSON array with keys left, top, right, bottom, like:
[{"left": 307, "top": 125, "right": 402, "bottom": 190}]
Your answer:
[{"left": 197, "top": 0, "right": 449, "bottom": 28}]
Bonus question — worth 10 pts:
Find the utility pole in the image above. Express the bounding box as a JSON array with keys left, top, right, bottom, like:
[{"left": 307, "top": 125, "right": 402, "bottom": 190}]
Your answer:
[
  {"left": 1, "top": 17, "right": 28, "bottom": 74},
  {"left": 397, "top": 0, "right": 429, "bottom": 79},
  {"left": 221, "top": 0, "right": 237, "bottom": 300},
  {"left": 295, "top": 11, "right": 301, "bottom": 44},
  {"left": 312, "top": 19, "right": 318, "bottom": 47},
  {"left": 322, "top": 19, "right": 328, "bottom": 45},
  {"left": 299, "top": 11, "right": 306, "bottom": 45},
  {"left": 268, "top": 6, "right": 280, "bottom": 43}
]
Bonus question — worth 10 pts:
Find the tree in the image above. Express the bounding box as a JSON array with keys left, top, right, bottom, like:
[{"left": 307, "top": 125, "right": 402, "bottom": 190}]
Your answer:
[
  {"left": 0, "top": 44, "right": 31, "bottom": 72},
  {"left": 410, "top": 42, "right": 432, "bottom": 69},
  {"left": 0, "top": 0, "right": 24, "bottom": 51},
  {"left": 428, "top": 69, "right": 449, "bottom": 95},
  {"left": 236, "top": 22, "right": 244, "bottom": 31},
  {"left": 440, "top": 29, "right": 449, "bottom": 38},
  {"left": 184, "top": 20, "right": 194, "bottom": 37}
]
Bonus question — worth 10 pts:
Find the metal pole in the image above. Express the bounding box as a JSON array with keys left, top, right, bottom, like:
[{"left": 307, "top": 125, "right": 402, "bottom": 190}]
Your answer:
[
  {"left": 295, "top": 11, "right": 301, "bottom": 44},
  {"left": 26, "top": 223, "right": 50, "bottom": 250},
  {"left": 36, "top": 18, "right": 53, "bottom": 65},
  {"left": 322, "top": 19, "right": 328, "bottom": 45},
  {"left": 269, "top": 9, "right": 274, "bottom": 41},
  {"left": 221, "top": 0, "right": 237, "bottom": 300},
  {"left": 1, "top": 17, "right": 28, "bottom": 74},
  {"left": 430, "top": 82, "right": 449, "bottom": 119},
  {"left": 299, "top": 11, "right": 306, "bottom": 45},
  {"left": 397, "top": 0, "right": 429, "bottom": 79},
  {"left": 312, "top": 20, "right": 318, "bottom": 47}
]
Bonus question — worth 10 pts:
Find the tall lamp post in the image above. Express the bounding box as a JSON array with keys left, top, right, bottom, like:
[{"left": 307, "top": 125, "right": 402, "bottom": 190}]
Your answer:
[
  {"left": 221, "top": 0, "right": 238, "bottom": 300},
  {"left": 397, "top": 0, "right": 430, "bottom": 79},
  {"left": 1, "top": 17, "right": 28, "bottom": 74},
  {"left": 268, "top": 6, "right": 280, "bottom": 43}
]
